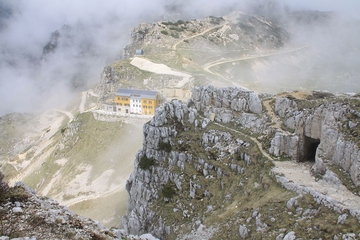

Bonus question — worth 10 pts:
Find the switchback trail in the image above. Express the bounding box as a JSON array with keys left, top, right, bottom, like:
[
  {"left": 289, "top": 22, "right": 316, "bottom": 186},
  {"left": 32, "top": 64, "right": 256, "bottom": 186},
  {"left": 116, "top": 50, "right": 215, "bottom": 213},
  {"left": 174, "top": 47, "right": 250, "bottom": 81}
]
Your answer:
[{"left": 203, "top": 45, "right": 308, "bottom": 77}]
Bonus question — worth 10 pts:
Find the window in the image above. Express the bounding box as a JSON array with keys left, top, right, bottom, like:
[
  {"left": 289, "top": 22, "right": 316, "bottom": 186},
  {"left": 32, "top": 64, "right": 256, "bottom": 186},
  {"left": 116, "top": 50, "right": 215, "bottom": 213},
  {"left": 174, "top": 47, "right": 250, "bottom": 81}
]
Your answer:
[
  {"left": 144, "top": 100, "right": 147, "bottom": 103},
  {"left": 117, "top": 97, "right": 120, "bottom": 100},
  {"left": 133, "top": 104, "right": 135, "bottom": 107},
  {"left": 149, "top": 101, "right": 152, "bottom": 104}
]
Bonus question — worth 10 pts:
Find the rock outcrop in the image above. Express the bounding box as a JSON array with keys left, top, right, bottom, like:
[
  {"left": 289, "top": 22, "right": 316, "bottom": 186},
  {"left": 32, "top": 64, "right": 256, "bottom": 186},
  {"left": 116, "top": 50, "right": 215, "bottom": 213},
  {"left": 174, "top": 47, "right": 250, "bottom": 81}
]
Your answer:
[
  {"left": 269, "top": 95, "right": 360, "bottom": 185},
  {"left": 0, "top": 182, "right": 113, "bottom": 239},
  {"left": 0, "top": 180, "right": 159, "bottom": 240},
  {"left": 123, "top": 97, "right": 259, "bottom": 238},
  {"left": 123, "top": 87, "right": 360, "bottom": 239}
]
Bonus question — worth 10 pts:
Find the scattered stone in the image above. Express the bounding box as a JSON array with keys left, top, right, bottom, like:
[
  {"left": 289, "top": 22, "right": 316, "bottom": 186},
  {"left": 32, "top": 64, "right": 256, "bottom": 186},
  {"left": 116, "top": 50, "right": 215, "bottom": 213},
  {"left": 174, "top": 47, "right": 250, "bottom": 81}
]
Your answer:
[
  {"left": 348, "top": 121, "right": 357, "bottom": 129},
  {"left": 337, "top": 213, "right": 348, "bottom": 225},
  {"left": 311, "top": 158, "right": 327, "bottom": 175},
  {"left": 12, "top": 207, "right": 23, "bottom": 214},
  {"left": 276, "top": 233, "right": 284, "bottom": 240},
  {"left": 283, "top": 231, "right": 296, "bottom": 240},
  {"left": 342, "top": 233, "right": 356, "bottom": 240},
  {"left": 256, "top": 214, "right": 268, "bottom": 232},
  {"left": 239, "top": 225, "right": 249, "bottom": 239},
  {"left": 287, "top": 195, "right": 302, "bottom": 210}
]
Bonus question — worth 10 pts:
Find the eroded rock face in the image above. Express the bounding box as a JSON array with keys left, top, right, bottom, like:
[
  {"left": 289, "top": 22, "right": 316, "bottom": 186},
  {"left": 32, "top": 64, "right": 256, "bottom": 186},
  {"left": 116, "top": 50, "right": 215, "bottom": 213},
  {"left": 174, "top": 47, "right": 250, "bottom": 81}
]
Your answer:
[
  {"left": 192, "top": 86, "right": 268, "bottom": 133},
  {"left": 269, "top": 96, "right": 360, "bottom": 185},
  {"left": 94, "top": 66, "right": 122, "bottom": 100},
  {"left": 192, "top": 86, "right": 262, "bottom": 115},
  {"left": 123, "top": 99, "right": 255, "bottom": 238},
  {"left": 123, "top": 87, "right": 360, "bottom": 238}
]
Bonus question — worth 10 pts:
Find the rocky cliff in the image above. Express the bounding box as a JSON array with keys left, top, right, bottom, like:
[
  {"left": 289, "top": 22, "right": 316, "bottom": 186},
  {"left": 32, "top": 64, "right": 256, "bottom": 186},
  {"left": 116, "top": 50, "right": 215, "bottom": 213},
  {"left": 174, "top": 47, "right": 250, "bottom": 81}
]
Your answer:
[
  {"left": 123, "top": 86, "right": 360, "bottom": 239},
  {"left": 269, "top": 93, "right": 360, "bottom": 185}
]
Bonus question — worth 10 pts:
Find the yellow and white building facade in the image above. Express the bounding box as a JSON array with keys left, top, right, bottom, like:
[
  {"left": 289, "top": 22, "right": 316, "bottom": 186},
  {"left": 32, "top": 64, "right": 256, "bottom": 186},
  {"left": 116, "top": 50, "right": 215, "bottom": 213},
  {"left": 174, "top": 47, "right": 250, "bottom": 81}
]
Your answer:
[{"left": 114, "top": 89, "right": 161, "bottom": 115}]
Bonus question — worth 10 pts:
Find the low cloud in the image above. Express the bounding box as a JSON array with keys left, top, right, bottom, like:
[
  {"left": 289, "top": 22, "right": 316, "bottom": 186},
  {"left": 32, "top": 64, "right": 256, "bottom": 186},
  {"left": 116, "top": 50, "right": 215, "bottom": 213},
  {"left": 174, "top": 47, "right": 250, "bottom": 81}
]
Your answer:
[{"left": 0, "top": 0, "right": 359, "bottom": 116}]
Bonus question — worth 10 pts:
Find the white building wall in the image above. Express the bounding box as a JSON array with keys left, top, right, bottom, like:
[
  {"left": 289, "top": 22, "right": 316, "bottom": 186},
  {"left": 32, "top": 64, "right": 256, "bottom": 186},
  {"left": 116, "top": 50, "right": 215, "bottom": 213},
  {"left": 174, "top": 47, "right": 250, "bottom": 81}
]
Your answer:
[{"left": 130, "top": 97, "right": 142, "bottom": 114}]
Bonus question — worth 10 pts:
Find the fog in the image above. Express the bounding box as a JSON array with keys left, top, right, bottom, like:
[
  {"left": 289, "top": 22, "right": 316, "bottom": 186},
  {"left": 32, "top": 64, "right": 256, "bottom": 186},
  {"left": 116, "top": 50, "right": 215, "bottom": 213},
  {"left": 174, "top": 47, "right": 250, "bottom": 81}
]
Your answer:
[{"left": 0, "top": 0, "right": 359, "bottom": 116}]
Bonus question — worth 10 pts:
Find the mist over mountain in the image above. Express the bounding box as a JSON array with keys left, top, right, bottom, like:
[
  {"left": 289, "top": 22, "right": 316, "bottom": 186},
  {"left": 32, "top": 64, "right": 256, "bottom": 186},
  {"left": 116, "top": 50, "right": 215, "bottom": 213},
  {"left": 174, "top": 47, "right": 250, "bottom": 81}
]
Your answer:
[{"left": 0, "top": 0, "right": 359, "bottom": 116}]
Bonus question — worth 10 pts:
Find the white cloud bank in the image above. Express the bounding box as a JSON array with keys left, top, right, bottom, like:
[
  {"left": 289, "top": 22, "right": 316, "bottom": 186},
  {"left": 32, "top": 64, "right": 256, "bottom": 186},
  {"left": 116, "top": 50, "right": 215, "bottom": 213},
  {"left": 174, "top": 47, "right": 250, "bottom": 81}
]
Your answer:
[{"left": 0, "top": 0, "right": 359, "bottom": 116}]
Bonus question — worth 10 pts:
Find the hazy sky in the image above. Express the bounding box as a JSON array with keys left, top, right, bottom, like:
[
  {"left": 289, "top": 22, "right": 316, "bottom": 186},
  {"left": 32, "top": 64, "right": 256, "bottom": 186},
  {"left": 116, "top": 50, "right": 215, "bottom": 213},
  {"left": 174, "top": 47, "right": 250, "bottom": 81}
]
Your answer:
[{"left": 0, "top": 0, "right": 359, "bottom": 116}]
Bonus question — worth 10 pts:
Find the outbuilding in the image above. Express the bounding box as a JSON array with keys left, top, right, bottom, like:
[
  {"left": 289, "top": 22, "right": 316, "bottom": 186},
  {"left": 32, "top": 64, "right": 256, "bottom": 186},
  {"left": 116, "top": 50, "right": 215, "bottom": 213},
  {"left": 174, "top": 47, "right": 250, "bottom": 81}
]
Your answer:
[{"left": 135, "top": 49, "right": 144, "bottom": 55}]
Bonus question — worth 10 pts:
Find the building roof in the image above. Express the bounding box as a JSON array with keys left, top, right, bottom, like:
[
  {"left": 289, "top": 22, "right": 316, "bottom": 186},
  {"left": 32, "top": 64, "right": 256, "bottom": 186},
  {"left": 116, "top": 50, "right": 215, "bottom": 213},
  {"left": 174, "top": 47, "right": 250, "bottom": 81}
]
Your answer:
[{"left": 115, "top": 89, "right": 158, "bottom": 99}]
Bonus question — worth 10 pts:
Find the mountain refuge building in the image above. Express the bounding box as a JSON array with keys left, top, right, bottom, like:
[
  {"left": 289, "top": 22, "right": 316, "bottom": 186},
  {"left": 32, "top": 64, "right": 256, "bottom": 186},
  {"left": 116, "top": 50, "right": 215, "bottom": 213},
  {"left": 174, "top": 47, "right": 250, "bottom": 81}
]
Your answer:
[{"left": 114, "top": 89, "right": 161, "bottom": 115}]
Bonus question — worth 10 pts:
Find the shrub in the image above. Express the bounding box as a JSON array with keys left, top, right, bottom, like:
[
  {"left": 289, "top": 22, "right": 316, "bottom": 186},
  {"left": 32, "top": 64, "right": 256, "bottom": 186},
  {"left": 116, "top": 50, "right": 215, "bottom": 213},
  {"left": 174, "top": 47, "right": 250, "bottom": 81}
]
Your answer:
[
  {"left": 158, "top": 142, "right": 172, "bottom": 152},
  {"left": 171, "top": 33, "right": 179, "bottom": 39},
  {"left": 0, "top": 172, "right": 8, "bottom": 193},
  {"left": 170, "top": 27, "right": 183, "bottom": 32},
  {"left": 139, "top": 156, "right": 155, "bottom": 170},
  {"left": 162, "top": 21, "right": 178, "bottom": 26},
  {"left": 161, "top": 30, "right": 168, "bottom": 35},
  {"left": 162, "top": 184, "right": 176, "bottom": 199}
]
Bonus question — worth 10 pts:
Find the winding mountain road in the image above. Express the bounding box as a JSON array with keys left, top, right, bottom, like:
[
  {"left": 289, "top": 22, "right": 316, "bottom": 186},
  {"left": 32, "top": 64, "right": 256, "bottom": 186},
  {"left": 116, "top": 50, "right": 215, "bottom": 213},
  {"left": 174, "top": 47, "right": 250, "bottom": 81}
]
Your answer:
[{"left": 203, "top": 45, "right": 308, "bottom": 77}]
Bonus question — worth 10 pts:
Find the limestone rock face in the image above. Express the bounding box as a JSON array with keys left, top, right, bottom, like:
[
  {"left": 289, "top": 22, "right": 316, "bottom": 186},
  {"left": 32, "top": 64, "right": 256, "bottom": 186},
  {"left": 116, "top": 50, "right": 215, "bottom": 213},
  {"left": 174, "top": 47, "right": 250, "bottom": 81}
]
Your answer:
[
  {"left": 95, "top": 66, "right": 122, "bottom": 99},
  {"left": 192, "top": 86, "right": 268, "bottom": 133},
  {"left": 192, "top": 86, "right": 262, "bottom": 115},
  {"left": 123, "top": 87, "right": 360, "bottom": 238},
  {"left": 123, "top": 99, "right": 255, "bottom": 238},
  {"left": 123, "top": 100, "right": 198, "bottom": 237},
  {"left": 270, "top": 96, "right": 360, "bottom": 185}
]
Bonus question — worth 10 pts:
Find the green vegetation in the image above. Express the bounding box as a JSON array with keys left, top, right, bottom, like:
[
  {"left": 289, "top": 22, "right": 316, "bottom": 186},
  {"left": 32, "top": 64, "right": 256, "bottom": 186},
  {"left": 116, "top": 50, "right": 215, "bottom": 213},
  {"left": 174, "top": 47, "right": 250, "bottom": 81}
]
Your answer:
[
  {"left": 170, "top": 32, "right": 179, "bottom": 39},
  {"left": 162, "top": 21, "right": 178, "bottom": 26},
  {"left": 169, "top": 26, "right": 183, "bottom": 32},
  {"left": 158, "top": 141, "right": 172, "bottom": 152},
  {"left": 160, "top": 30, "right": 168, "bottom": 35},
  {"left": 161, "top": 184, "right": 176, "bottom": 199},
  {"left": 139, "top": 155, "right": 155, "bottom": 170}
]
